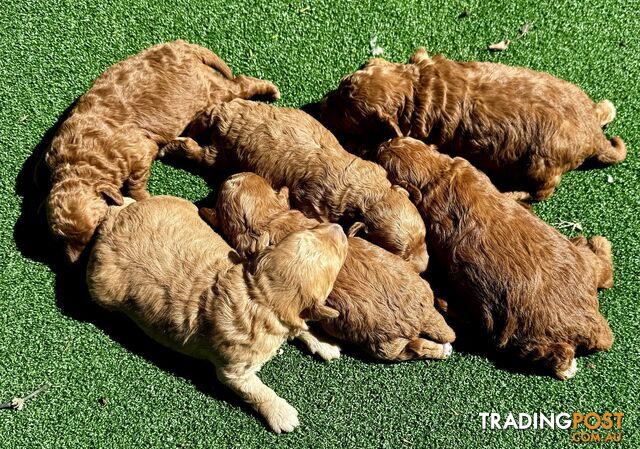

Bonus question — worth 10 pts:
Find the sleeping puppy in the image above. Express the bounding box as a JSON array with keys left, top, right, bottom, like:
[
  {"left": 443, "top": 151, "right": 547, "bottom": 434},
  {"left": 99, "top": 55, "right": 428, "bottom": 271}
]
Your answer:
[
  {"left": 377, "top": 137, "right": 614, "bottom": 379},
  {"left": 45, "top": 40, "right": 280, "bottom": 262},
  {"left": 86, "top": 196, "right": 347, "bottom": 433},
  {"left": 159, "top": 99, "right": 429, "bottom": 273},
  {"left": 313, "top": 49, "right": 626, "bottom": 201},
  {"left": 200, "top": 172, "right": 455, "bottom": 362}
]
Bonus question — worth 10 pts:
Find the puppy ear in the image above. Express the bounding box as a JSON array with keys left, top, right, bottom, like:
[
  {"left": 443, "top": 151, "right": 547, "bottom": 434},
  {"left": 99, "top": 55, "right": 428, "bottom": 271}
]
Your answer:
[
  {"left": 65, "top": 242, "right": 84, "bottom": 264},
  {"left": 347, "top": 221, "right": 368, "bottom": 238},
  {"left": 378, "top": 112, "right": 403, "bottom": 138},
  {"left": 277, "top": 186, "right": 290, "bottom": 207},
  {"left": 199, "top": 207, "right": 219, "bottom": 228},
  {"left": 303, "top": 303, "right": 340, "bottom": 321},
  {"left": 96, "top": 184, "right": 124, "bottom": 206}
]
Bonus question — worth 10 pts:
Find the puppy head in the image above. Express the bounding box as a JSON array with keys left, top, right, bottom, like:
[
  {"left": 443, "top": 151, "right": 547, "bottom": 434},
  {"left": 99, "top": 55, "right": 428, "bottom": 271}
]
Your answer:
[
  {"left": 47, "top": 180, "right": 123, "bottom": 263},
  {"left": 354, "top": 185, "right": 428, "bottom": 273},
  {"left": 215, "top": 173, "right": 290, "bottom": 257},
  {"left": 316, "top": 59, "right": 418, "bottom": 142},
  {"left": 377, "top": 137, "right": 443, "bottom": 202},
  {"left": 250, "top": 223, "right": 348, "bottom": 329}
]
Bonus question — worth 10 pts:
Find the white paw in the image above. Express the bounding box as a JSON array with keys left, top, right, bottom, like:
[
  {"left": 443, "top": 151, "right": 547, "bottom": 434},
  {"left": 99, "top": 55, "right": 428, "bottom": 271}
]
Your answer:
[
  {"left": 313, "top": 341, "right": 341, "bottom": 361},
  {"left": 262, "top": 397, "right": 299, "bottom": 434},
  {"left": 558, "top": 358, "right": 578, "bottom": 380},
  {"left": 442, "top": 343, "right": 453, "bottom": 358}
]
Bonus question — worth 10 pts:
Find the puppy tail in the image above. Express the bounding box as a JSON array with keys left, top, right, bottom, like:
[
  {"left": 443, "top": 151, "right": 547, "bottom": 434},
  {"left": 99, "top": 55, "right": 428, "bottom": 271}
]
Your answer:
[
  {"left": 592, "top": 136, "right": 627, "bottom": 165},
  {"left": 410, "top": 47, "right": 430, "bottom": 64},
  {"left": 595, "top": 99, "right": 616, "bottom": 127},
  {"left": 193, "top": 45, "right": 233, "bottom": 79}
]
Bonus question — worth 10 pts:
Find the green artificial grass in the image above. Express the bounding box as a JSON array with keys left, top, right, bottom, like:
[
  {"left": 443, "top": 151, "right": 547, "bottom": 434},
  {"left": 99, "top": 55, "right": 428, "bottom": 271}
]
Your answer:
[{"left": 1, "top": 0, "right": 638, "bottom": 447}]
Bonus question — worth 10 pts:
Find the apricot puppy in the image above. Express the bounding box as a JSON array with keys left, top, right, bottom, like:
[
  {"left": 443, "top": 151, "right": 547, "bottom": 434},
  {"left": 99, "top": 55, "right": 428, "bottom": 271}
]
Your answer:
[
  {"left": 45, "top": 40, "right": 280, "bottom": 262},
  {"left": 314, "top": 49, "right": 626, "bottom": 201},
  {"left": 160, "top": 99, "right": 429, "bottom": 273},
  {"left": 377, "top": 137, "right": 614, "bottom": 379},
  {"left": 200, "top": 172, "right": 455, "bottom": 362},
  {"left": 87, "top": 196, "right": 347, "bottom": 433}
]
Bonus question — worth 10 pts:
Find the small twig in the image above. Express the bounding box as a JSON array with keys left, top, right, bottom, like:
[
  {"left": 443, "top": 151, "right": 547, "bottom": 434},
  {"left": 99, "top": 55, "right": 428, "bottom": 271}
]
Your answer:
[
  {"left": 518, "top": 22, "right": 533, "bottom": 38},
  {"left": 0, "top": 383, "right": 50, "bottom": 411},
  {"left": 554, "top": 220, "right": 583, "bottom": 232}
]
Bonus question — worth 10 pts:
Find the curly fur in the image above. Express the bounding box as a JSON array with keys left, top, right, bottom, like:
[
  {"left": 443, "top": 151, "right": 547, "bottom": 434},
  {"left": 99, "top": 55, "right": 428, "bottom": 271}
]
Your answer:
[
  {"left": 202, "top": 172, "right": 455, "bottom": 362},
  {"left": 86, "top": 196, "right": 347, "bottom": 433},
  {"left": 377, "top": 137, "right": 615, "bottom": 379},
  {"left": 315, "top": 50, "right": 626, "bottom": 201},
  {"left": 160, "top": 99, "right": 429, "bottom": 272},
  {"left": 45, "top": 40, "right": 280, "bottom": 262}
]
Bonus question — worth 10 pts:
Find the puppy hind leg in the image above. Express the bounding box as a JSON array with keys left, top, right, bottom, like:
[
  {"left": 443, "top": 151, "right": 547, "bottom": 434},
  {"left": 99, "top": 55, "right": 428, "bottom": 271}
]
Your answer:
[
  {"left": 520, "top": 341, "right": 577, "bottom": 380},
  {"left": 583, "top": 314, "right": 614, "bottom": 352},
  {"left": 531, "top": 171, "right": 562, "bottom": 201},
  {"left": 216, "top": 365, "right": 299, "bottom": 433},
  {"left": 595, "top": 99, "right": 616, "bottom": 127}
]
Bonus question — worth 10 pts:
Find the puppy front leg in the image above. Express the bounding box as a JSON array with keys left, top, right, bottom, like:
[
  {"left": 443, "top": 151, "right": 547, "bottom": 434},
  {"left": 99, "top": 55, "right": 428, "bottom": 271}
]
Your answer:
[
  {"left": 297, "top": 330, "right": 341, "bottom": 361},
  {"left": 503, "top": 191, "right": 532, "bottom": 202},
  {"left": 216, "top": 365, "right": 299, "bottom": 433},
  {"left": 158, "top": 137, "right": 219, "bottom": 167},
  {"left": 127, "top": 166, "right": 151, "bottom": 201}
]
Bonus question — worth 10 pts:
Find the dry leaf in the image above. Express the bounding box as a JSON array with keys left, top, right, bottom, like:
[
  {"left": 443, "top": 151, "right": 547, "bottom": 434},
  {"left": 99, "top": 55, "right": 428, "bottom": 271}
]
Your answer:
[{"left": 488, "top": 39, "right": 510, "bottom": 51}]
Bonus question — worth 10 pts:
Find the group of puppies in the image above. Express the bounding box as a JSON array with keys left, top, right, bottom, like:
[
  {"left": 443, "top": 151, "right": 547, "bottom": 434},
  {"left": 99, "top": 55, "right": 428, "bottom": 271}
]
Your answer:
[{"left": 39, "top": 40, "right": 625, "bottom": 433}]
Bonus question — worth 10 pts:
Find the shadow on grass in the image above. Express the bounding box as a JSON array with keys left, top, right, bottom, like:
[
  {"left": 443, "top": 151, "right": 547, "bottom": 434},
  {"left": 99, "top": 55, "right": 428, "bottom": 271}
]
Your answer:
[{"left": 12, "top": 104, "right": 266, "bottom": 427}]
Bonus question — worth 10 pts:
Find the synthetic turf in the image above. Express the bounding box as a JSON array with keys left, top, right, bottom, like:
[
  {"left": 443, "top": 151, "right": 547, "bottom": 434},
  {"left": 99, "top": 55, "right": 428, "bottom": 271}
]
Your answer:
[{"left": 0, "top": 1, "right": 638, "bottom": 447}]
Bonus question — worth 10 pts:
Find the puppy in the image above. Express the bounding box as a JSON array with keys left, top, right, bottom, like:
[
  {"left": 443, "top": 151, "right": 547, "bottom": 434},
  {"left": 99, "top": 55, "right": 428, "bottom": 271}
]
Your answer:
[
  {"left": 377, "top": 137, "right": 614, "bottom": 379},
  {"left": 86, "top": 196, "right": 347, "bottom": 433},
  {"left": 160, "top": 99, "right": 429, "bottom": 273},
  {"left": 200, "top": 172, "right": 455, "bottom": 362},
  {"left": 45, "top": 40, "right": 280, "bottom": 262},
  {"left": 314, "top": 49, "right": 626, "bottom": 201}
]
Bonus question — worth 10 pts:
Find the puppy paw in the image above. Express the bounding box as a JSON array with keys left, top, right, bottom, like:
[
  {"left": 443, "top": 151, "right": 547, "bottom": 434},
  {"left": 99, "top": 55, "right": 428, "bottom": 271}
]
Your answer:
[
  {"left": 261, "top": 397, "right": 299, "bottom": 434},
  {"left": 312, "top": 341, "right": 341, "bottom": 361},
  {"left": 442, "top": 342, "right": 453, "bottom": 358},
  {"left": 266, "top": 83, "right": 281, "bottom": 101},
  {"left": 556, "top": 358, "right": 578, "bottom": 380}
]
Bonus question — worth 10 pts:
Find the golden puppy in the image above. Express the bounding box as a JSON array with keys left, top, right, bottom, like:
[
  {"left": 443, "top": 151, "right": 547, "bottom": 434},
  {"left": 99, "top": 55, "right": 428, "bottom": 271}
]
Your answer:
[
  {"left": 377, "top": 137, "right": 614, "bottom": 379},
  {"left": 86, "top": 196, "right": 347, "bottom": 433},
  {"left": 160, "top": 99, "right": 429, "bottom": 273},
  {"left": 200, "top": 173, "right": 455, "bottom": 362},
  {"left": 314, "top": 49, "right": 626, "bottom": 201},
  {"left": 45, "top": 40, "right": 280, "bottom": 262}
]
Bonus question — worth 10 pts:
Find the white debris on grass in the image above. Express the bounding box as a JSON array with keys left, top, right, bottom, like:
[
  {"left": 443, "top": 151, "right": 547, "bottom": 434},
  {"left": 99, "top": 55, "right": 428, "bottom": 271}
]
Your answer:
[
  {"left": 370, "top": 36, "right": 384, "bottom": 57},
  {"left": 607, "top": 174, "right": 614, "bottom": 183}
]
